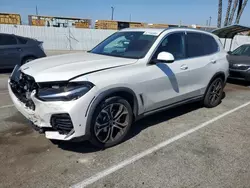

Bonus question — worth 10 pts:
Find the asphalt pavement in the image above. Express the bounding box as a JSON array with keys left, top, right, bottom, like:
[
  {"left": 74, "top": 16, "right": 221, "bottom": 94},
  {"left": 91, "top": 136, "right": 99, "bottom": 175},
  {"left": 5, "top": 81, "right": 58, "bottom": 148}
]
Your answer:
[{"left": 0, "top": 56, "right": 250, "bottom": 188}]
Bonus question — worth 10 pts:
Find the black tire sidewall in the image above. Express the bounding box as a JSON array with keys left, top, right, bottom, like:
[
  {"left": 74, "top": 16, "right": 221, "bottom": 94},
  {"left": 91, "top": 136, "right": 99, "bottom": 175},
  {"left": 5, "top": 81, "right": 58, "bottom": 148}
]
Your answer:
[
  {"left": 203, "top": 77, "right": 224, "bottom": 108},
  {"left": 89, "top": 96, "right": 133, "bottom": 148}
]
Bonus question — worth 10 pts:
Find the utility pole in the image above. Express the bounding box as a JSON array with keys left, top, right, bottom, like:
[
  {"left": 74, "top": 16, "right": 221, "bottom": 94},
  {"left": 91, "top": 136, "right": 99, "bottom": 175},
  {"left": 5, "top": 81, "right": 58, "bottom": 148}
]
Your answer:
[
  {"left": 36, "top": 5, "right": 38, "bottom": 15},
  {"left": 111, "top": 7, "right": 115, "bottom": 20},
  {"left": 179, "top": 20, "right": 182, "bottom": 27},
  {"left": 209, "top": 16, "right": 212, "bottom": 26}
]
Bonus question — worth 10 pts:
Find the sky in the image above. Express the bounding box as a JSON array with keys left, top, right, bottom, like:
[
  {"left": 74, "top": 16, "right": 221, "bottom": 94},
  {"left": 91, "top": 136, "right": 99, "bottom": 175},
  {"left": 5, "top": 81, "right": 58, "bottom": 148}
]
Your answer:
[{"left": 0, "top": 0, "right": 249, "bottom": 27}]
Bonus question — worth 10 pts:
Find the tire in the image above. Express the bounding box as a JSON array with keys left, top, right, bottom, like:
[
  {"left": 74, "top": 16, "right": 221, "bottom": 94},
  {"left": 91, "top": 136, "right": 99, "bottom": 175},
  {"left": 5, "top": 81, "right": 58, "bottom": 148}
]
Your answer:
[
  {"left": 203, "top": 77, "right": 224, "bottom": 108},
  {"left": 22, "top": 57, "right": 35, "bottom": 65},
  {"left": 89, "top": 96, "right": 133, "bottom": 148}
]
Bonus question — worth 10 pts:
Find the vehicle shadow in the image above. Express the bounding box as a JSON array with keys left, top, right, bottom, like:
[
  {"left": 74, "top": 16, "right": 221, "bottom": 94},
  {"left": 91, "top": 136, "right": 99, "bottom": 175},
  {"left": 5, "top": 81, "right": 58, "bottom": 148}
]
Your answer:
[
  {"left": 127, "top": 101, "right": 202, "bottom": 141},
  {"left": 0, "top": 69, "right": 13, "bottom": 74},
  {"left": 57, "top": 101, "right": 204, "bottom": 153},
  {"left": 227, "top": 78, "right": 250, "bottom": 87}
]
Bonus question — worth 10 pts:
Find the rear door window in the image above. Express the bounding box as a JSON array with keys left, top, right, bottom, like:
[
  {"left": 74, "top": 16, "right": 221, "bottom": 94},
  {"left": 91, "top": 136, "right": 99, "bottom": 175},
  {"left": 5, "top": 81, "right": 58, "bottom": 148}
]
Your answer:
[
  {"left": 201, "top": 34, "right": 219, "bottom": 55},
  {"left": 186, "top": 32, "right": 204, "bottom": 58},
  {"left": 0, "top": 34, "right": 18, "bottom": 45}
]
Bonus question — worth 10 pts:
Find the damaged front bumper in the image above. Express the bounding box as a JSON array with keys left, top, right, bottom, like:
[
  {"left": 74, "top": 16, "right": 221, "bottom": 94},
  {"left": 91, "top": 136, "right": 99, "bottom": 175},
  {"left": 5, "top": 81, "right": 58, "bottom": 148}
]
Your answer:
[{"left": 8, "top": 79, "right": 92, "bottom": 141}]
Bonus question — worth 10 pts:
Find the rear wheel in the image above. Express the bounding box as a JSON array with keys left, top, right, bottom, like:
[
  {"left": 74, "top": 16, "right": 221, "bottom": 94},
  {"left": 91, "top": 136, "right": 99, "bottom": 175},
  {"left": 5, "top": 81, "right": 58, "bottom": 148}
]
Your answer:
[
  {"left": 90, "top": 96, "right": 133, "bottom": 148},
  {"left": 203, "top": 77, "right": 224, "bottom": 108}
]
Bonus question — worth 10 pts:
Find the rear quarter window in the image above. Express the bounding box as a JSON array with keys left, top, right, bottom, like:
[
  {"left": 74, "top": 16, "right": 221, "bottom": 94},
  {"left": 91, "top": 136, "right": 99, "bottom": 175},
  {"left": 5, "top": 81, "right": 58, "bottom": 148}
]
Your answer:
[{"left": 17, "top": 37, "right": 28, "bottom": 44}]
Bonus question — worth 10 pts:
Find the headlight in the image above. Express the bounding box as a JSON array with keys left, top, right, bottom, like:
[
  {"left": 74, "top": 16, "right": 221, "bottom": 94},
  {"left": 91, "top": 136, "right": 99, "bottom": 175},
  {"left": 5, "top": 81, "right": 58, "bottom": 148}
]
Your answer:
[
  {"left": 37, "top": 81, "right": 94, "bottom": 101},
  {"left": 232, "top": 64, "right": 250, "bottom": 70}
]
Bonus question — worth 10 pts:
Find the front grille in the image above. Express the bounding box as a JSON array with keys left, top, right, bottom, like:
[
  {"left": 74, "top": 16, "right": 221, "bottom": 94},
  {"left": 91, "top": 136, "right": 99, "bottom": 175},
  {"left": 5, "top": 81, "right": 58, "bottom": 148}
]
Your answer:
[
  {"left": 50, "top": 114, "right": 74, "bottom": 135},
  {"left": 10, "top": 72, "right": 38, "bottom": 110},
  {"left": 230, "top": 71, "right": 245, "bottom": 79}
]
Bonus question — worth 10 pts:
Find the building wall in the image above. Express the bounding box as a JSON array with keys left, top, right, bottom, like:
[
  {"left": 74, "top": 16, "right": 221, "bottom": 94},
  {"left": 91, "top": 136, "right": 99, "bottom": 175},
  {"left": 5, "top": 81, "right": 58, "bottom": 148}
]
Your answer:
[
  {"left": 28, "top": 15, "right": 91, "bottom": 28},
  {"left": 0, "top": 13, "right": 21, "bottom": 25},
  {"left": 0, "top": 24, "right": 249, "bottom": 51}
]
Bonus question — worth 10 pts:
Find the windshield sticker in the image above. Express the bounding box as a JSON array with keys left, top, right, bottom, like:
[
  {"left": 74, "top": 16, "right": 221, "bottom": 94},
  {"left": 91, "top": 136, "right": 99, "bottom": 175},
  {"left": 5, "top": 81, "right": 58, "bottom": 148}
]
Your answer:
[{"left": 143, "top": 31, "right": 160, "bottom": 36}]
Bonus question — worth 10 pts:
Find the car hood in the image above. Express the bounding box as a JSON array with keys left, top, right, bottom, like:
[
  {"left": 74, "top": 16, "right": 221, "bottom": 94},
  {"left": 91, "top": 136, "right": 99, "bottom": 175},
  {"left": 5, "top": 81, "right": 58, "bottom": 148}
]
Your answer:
[
  {"left": 227, "top": 55, "right": 250, "bottom": 65},
  {"left": 21, "top": 52, "right": 137, "bottom": 82}
]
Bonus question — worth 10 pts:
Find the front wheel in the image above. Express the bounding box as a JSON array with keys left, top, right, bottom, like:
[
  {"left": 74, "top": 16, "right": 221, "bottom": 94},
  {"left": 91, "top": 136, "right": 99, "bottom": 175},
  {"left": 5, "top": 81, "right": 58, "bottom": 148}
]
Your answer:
[
  {"left": 203, "top": 77, "right": 224, "bottom": 108},
  {"left": 90, "top": 96, "right": 133, "bottom": 148}
]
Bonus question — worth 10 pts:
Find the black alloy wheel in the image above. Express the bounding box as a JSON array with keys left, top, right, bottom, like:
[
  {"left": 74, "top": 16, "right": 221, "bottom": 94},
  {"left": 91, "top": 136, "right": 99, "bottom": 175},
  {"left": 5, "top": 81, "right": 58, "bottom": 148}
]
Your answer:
[
  {"left": 90, "top": 96, "right": 133, "bottom": 148},
  {"left": 203, "top": 77, "right": 224, "bottom": 108}
]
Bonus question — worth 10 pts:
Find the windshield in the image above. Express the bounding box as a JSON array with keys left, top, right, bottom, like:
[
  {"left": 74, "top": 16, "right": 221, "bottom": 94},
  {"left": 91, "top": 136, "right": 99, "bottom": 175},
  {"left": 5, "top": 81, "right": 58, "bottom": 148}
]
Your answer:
[
  {"left": 90, "top": 31, "right": 158, "bottom": 59},
  {"left": 232, "top": 45, "right": 250, "bottom": 56}
]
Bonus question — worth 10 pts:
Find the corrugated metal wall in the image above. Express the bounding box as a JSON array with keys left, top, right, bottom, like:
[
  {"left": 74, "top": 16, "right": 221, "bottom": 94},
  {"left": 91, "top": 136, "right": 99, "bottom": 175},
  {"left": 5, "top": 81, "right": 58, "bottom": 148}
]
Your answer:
[
  {"left": 0, "top": 24, "right": 249, "bottom": 51},
  {"left": 0, "top": 24, "right": 115, "bottom": 50},
  {"left": 221, "top": 36, "right": 250, "bottom": 51}
]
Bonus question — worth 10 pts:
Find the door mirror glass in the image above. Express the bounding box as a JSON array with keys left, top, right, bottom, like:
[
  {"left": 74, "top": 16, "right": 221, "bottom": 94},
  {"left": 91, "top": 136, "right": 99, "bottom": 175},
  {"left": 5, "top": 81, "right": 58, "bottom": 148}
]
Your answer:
[{"left": 157, "top": 51, "right": 175, "bottom": 63}]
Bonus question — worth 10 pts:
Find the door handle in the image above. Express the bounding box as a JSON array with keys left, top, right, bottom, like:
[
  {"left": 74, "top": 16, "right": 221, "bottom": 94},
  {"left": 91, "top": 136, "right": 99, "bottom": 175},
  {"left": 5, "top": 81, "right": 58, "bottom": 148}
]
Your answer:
[
  {"left": 180, "top": 64, "right": 188, "bottom": 70},
  {"left": 210, "top": 60, "right": 216, "bottom": 64},
  {"left": 16, "top": 48, "right": 22, "bottom": 52}
]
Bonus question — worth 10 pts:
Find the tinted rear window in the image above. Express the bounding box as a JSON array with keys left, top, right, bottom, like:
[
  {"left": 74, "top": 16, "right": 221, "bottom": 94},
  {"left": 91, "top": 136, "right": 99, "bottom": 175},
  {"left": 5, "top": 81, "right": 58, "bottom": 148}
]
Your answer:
[
  {"left": 0, "top": 34, "right": 17, "bottom": 45},
  {"left": 201, "top": 34, "right": 219, "bottom": 54},
  {"left": 186, "top": 32, "right": 204, "bottom": 58}
]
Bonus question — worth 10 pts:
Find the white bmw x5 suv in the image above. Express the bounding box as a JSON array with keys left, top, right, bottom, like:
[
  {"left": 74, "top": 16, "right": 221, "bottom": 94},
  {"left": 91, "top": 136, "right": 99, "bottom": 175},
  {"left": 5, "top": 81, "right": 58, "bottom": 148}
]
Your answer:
[{"left": 9, "top": 28, "right": 229, "bottom": 148}]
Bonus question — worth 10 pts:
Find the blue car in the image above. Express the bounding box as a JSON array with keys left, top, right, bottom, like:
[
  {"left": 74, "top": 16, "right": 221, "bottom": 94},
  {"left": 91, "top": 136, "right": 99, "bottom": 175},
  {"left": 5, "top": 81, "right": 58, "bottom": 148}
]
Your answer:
[{"left": 0, "top": 33, "right": 46, "bottom": 69}]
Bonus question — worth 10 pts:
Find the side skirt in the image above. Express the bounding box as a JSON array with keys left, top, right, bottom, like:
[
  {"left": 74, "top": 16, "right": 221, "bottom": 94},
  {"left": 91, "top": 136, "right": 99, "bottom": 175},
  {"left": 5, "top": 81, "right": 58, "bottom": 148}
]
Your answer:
[{"left": 135, "top": 95, "right": 203, "bottom": 121}]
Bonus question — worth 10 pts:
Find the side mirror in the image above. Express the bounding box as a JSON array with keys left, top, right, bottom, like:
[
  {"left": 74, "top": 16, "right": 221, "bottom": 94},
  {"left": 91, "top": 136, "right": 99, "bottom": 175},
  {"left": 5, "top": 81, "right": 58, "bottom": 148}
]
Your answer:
[
  {"left": 227, "top": 51, "right": 232, "bottom": 55},
  {"left": 157, "top": 52, "right": 175, "bottom": 63}
]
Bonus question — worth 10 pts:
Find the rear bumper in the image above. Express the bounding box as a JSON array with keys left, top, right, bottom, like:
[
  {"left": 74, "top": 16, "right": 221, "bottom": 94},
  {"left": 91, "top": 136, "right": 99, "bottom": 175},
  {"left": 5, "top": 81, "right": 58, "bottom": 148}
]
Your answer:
[{"left": 229, "top": 69, "right": 250, "bottom": 81}]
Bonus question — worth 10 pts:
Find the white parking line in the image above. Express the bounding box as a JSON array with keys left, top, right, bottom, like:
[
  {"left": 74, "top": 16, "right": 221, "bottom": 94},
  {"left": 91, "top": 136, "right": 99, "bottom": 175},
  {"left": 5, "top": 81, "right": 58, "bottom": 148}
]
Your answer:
[
  {"left": 0, "top": 104, "right": 14, "bottom": 109},
  {"left": 0, "top": 91, "right": 8, "bottom": 95},
  {"left": 71, "top": 101, "right": 250, "bottom": 188}
]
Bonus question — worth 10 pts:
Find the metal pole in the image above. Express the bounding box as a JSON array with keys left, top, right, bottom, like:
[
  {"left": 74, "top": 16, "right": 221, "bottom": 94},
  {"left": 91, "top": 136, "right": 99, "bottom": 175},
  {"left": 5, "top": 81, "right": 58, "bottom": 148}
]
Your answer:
[
  {"left": 209, "top": 16, "right": 212, "bottom": 26},
  {"left": 229, "top": 36, "right": 235, "bottom": 51},
  {"left": 36, "top": 6, "right": 38, "bottom": 15},
  {"left": 111, "top": 7, "right": 114, "bottom": 20},
  {"left": 224, "top": 38, "right": 227, "bottom": 48}
]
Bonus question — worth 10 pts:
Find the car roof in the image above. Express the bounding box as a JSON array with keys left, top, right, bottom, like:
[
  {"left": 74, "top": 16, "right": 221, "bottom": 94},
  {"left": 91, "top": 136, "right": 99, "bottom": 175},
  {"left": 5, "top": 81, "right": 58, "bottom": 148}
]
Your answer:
[
  {"left": 119, "top": 27, "right": 217, "bottom": 37},
  {"left": 0, "top": 33, "right": 34, "bottom": 40},
  {"left": 120, "top": 28, "right": 166, "bottom": 33},
  {"left": 240, "top": 44, "right": 250, "bottom": 46}
]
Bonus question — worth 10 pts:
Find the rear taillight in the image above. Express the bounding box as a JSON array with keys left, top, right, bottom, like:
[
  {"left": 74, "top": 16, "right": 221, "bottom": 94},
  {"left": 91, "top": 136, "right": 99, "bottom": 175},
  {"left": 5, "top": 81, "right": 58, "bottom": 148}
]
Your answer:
[{"left": 39, "top": 42, "right": 44, "bottom": 51}]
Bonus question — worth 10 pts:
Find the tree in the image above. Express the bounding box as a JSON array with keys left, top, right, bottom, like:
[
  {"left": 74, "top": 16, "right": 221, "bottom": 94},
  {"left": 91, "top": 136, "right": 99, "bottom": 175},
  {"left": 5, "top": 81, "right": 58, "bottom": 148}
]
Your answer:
[
  {"left": 224, "top": 0, "right": 233, "bottom": 26},
  {"left": 228, "top": 0, "right": 239, "bottom": 25},
  {"left": 237, "top": 0, "right": 243, "bottom": 17},
  {"left": 217, "top": 0, "right": 223, "bottom": 28},
  {"left": 235, "top": 0, "right": 248, "bottom": 24}
]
